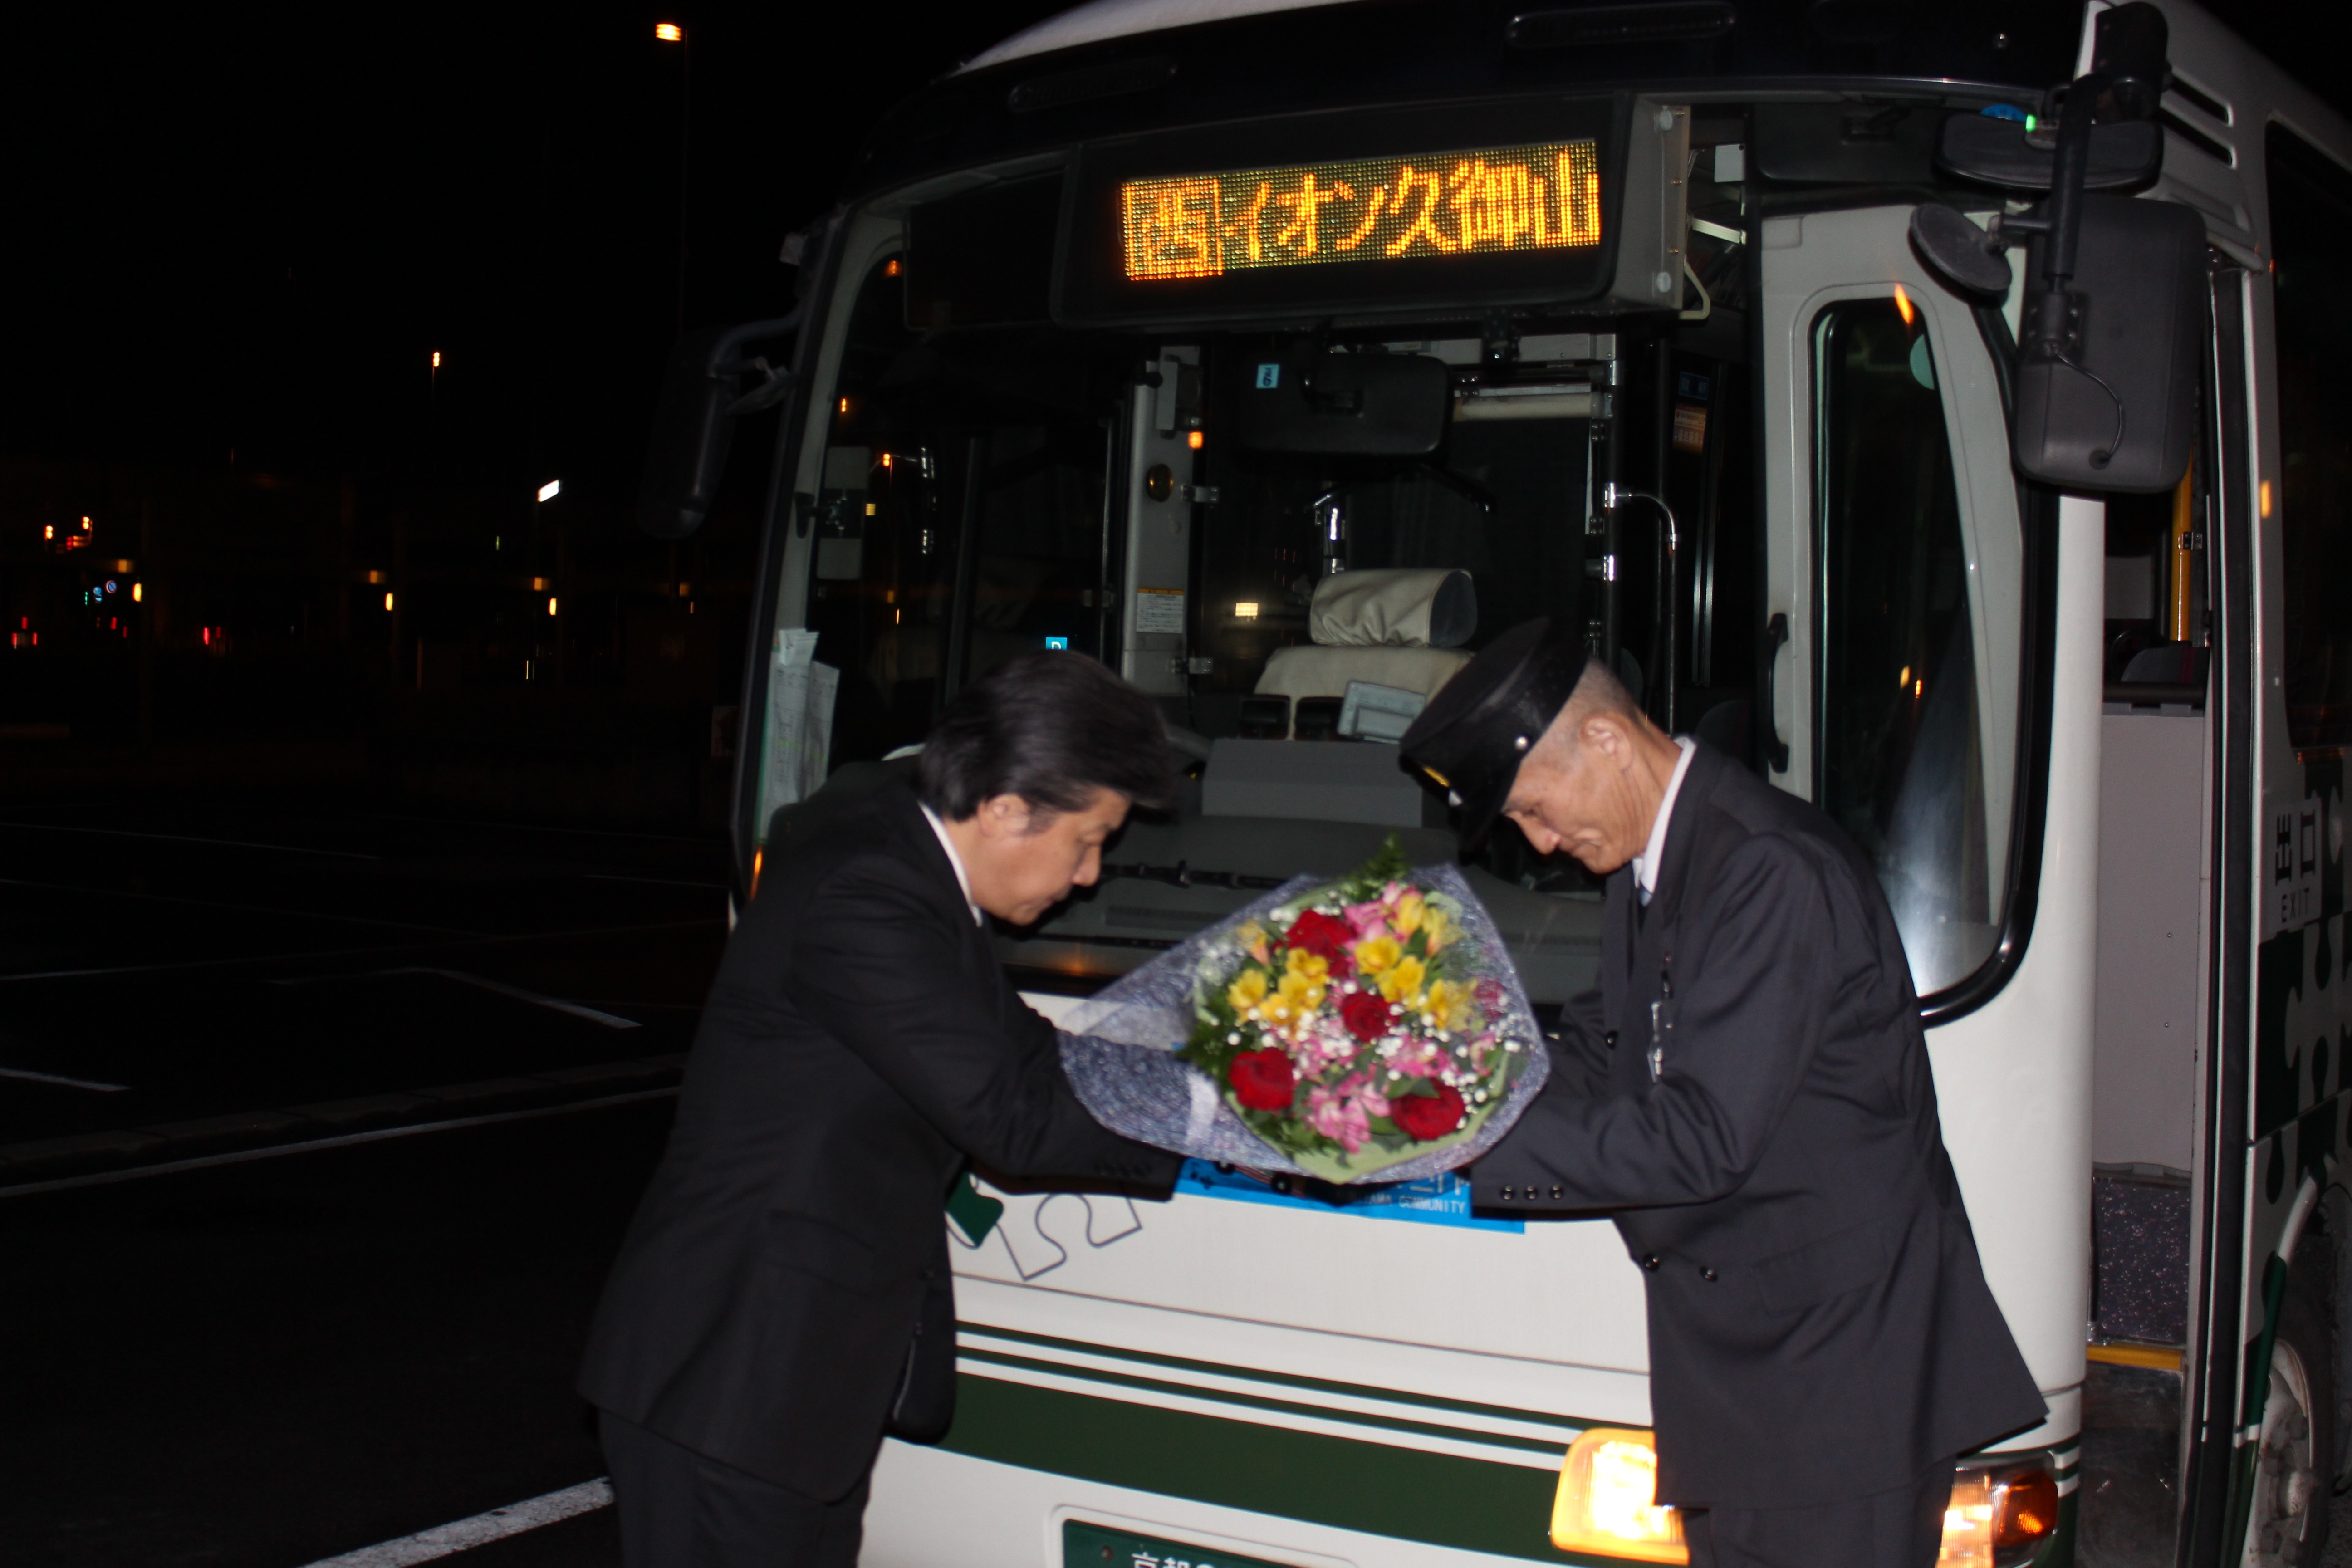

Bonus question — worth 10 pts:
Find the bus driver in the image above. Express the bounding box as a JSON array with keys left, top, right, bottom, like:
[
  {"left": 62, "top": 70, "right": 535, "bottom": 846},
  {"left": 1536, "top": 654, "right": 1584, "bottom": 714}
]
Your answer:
[{"left": 1398, "top": 619, "right": 2045, "bottom": 1568}]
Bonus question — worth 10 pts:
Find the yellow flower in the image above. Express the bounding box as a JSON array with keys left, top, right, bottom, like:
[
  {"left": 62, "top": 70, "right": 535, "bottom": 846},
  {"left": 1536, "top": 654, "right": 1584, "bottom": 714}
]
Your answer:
[
  {"left": 1226, "top": 968, "right": 1269, "bottom": 1014},
  {"left": 1355, "top": 935, "right": 1402, "bottom": 974},
  {"left": 1392, "top": 890, "right": 1426, "bottom": 938},
  {"left": 1377, "top": 954, "right": 1426, "bottom": 1005},
  {"left": 1289, "top": 968, "right": 1326, "bottom": 1020},
  {"left": 1284, "top": 947, "right": 1329, "bottom": 984},
  {"left": 1238, "top": 921, "right": 1270, "bottom": 965},
  {"left": 1269, "top": 970, "right": 1326, "bottom": 1023},
  {"left": 1421, "top": 906, "right": 1452, "bottom": 952},
  {"left": 1423, "top": 977, "right": 1473, "bottom": 1031}
]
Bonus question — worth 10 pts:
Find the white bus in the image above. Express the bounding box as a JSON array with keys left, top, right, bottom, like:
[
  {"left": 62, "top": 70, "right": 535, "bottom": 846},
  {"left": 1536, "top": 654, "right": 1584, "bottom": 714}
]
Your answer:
[{"left": 640, "top": 1, "right": 2352, "bottom": 1562}]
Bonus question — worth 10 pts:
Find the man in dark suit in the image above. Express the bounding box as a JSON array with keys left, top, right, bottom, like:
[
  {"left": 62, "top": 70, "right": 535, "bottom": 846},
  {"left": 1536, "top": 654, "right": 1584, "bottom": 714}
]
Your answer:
[
  {"left": 1398, "top": 620, "right": 2045, "bottom": 1568},
  {"left": 580, "top": 652, "right": 1184, "bottom": 1568}
]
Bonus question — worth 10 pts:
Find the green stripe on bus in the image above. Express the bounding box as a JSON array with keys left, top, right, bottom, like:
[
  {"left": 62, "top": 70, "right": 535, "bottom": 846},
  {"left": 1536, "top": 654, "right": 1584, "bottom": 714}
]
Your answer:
[
  {"left": 961, "top": 1344, "right": 1567, "bottom": 1458},
  {"left": 962, "top": 1320, "right": 1585, "bottom": 1432},
  {"left": 943, "top": 1369, "right": 1592, "bottom": 1564}
]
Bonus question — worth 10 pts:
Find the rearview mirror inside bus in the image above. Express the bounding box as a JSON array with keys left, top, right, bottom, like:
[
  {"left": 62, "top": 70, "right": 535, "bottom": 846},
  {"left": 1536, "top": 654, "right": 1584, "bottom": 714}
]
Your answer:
[{"left": 1233, "top": 351, "right": 1448, "bottom": 456}]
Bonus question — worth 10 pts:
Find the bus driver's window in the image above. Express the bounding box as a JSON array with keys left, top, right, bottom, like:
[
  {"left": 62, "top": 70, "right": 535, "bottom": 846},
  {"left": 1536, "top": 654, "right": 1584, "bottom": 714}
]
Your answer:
[
  {"left": 1814, "top": 298, "right": 2023, "bottom": 995},
  {"left": 810, "top": 254, "right": 1114, "bottom": 766}
]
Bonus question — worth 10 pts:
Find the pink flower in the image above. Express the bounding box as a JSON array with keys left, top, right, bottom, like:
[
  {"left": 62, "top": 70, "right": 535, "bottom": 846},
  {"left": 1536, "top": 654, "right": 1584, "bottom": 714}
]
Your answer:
[
  {"left": 1343, "top": 901, "right": 1392, "bottom": 941},
  {"left": 1304, "top": 1081, "right": 1371, "bottom": 1151},
  {"left": 1304, "top": 1073, "right": 1396, "bottom": 1152}
]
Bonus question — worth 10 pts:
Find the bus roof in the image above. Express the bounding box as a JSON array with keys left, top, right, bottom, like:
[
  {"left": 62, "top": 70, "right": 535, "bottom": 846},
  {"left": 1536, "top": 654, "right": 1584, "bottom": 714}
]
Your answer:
[
  {"left": 964, "top": 0, "right": 1357, "bottom": 71},
  {"left": 849, "top": 0, "right": 2082, "bottom": 202}
]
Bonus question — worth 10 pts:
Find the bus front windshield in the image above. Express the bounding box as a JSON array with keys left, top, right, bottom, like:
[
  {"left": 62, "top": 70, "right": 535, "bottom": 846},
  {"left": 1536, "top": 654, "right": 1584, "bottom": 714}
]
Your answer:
[{"left": 792, "top": 245, "right": 1762, "bottom": 998}]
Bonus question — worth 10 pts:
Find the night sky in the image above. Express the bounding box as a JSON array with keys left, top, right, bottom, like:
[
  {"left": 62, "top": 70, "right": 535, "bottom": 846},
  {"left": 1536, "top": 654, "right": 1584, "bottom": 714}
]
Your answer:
[{"left": 0, "top": 0, "right": 1066, "bottom": 511}]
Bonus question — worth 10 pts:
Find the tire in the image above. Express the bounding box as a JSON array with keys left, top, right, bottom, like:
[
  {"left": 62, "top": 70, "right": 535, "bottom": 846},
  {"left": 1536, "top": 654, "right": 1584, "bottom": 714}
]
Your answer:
[{"left": 2245, "top": 1272, "right": 2335, "bottom": 1568}]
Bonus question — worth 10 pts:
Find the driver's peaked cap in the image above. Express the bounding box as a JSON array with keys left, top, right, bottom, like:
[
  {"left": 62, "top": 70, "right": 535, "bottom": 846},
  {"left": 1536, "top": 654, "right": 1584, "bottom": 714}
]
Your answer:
[{"left": 1396, "top": 618, "right": 1588, "bottom": 851}]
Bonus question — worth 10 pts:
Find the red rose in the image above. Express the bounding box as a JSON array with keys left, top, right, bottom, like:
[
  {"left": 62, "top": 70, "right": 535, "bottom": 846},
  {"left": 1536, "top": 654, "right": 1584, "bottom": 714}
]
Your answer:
[
  {"left": 1283, "top": 910, "right": 1356, "bottom": 974},
  {"left": 1228, "top": 1049, "right": 1297, "bottom": 1111},
  {"left": 1392, "top": 1083, "right": 1465, "bottom": 1141},
  {"left": 1340, "top": 990, "right": 1390, "bottom": 1043}
]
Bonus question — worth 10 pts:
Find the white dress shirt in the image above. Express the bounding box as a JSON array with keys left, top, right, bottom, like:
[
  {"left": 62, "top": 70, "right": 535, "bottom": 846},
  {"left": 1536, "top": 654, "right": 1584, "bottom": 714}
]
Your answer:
[
  {"left": 1631, "top": 737, "right": 1698, "bottom": 907},
  {"left": 918, "top": 803, "right": 985, "bottom": 926}
]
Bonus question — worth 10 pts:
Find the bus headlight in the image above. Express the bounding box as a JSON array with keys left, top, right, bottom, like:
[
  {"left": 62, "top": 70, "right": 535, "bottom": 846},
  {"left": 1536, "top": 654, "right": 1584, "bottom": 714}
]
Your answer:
[
  {"left": 1937, "top": 1462, "right": 2059, "bottom": 1568},
  {"left": 1550, "top": 1427, "right": 1687, "bottom": 1563}
]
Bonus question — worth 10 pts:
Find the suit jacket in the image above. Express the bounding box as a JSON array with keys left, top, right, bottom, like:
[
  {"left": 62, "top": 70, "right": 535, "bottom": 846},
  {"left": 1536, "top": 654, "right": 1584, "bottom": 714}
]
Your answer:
[
  {"left": 578, "top": 776, "right": 1181, "bottom": 1499},
  {"left": 1474, "top": 742, "right": 2044, "bottom": 1509}
]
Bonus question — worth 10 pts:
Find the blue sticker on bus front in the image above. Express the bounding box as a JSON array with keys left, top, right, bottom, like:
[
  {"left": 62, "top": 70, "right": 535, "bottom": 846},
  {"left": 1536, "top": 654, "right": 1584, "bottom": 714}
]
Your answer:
[
  {"left": 1176, "top": 1158, "right": 1523, "bottom": 1232},
  {"left": 1044, "top": 636, "right": 1069, "bottom": 651},
  {"left": 1255, "top": 364, "right": 1281, "bottom": 389}
]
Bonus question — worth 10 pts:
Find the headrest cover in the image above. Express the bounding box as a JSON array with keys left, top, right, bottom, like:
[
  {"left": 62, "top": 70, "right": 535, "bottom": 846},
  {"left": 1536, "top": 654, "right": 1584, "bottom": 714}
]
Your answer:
[
  {"left": 1309, "top": 568, "right": 1477, "bottom": 649},
  {"left": 1395, "top": 618, "right": 1587, "bottom": 849}
]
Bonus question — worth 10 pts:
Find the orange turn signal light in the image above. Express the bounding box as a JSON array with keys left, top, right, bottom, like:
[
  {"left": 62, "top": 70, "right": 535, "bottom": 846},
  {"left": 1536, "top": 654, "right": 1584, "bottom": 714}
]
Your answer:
[
  {"left": 1551, "top": 1428, "right": 1686, "bottom": 1563},
  {"left": 1938, "top": 1464, "right": 2059, "bottom": 1568}
]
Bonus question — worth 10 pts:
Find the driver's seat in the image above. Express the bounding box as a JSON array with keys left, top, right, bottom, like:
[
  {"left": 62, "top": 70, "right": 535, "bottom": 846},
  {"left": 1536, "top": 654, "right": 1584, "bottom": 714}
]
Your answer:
[{"left": 1254, "top": 569, "right": 1475, "bottom": 737}]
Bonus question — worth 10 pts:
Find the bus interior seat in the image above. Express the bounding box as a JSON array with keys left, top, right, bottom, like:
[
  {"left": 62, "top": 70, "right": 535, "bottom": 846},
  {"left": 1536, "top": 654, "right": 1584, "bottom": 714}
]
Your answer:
[
  {"left": 2117, "top": 642, "right": 2207, "bottom": 686},
  {"left": 1254, "top": 569, "right": 1475, "bottom": 737}
]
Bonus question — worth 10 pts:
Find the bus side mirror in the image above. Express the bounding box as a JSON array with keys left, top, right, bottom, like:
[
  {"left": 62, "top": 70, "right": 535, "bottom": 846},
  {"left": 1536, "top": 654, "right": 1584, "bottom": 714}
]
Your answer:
[
  {"left": 637, "top": 314, "right": 802, "bottom": 539},
  {"left": 2011, "top": 195, "right": 2204, "bottom": 493},
  {"left": 1909, "top": 3, "right": 2198, "bottom": 495}
]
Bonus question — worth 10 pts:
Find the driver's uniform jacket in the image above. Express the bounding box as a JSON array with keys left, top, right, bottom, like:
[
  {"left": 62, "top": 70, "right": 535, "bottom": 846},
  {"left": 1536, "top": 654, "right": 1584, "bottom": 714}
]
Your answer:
[
  {"left": 1473, "top": 741, "right": 2045, "bottom": 1509},
  {"left": 579, "top": 776, "right": 1180, "bottom": 1500}
]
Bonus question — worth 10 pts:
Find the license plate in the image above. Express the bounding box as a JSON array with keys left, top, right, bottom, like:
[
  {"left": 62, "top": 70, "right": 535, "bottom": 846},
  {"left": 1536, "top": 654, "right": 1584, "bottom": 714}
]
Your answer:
[{"left": 1063, "top": 1519, "right": 1303, "bottom": 1568}]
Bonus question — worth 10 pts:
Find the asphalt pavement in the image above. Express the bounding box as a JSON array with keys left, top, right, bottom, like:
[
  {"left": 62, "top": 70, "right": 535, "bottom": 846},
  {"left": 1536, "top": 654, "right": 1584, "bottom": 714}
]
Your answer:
[{"left": 0, "top": 797, "right": 722, "bottom": 1568}]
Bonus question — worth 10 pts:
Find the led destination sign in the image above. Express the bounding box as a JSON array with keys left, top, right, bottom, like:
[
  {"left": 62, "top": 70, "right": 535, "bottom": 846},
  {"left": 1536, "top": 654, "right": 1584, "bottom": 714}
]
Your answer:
[{"left": 1120, "top": 140, "right": 1602, "bottom": 282}]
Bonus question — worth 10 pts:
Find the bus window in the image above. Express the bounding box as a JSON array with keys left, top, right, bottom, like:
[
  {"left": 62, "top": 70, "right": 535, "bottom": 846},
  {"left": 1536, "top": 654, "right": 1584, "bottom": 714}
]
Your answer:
[
  {"left": 1814, "top": 299, "right": 2016, "bottom": 993},
  {"left": 1190, "top": 341, "right": 1598, "bottom": 897},
  {"left": 811, "top": 255, "right": 1117, "bottom": 766},
  {"left": 1192, "top": 353, "right": 1567, "bottom": 702},
  {"left": 2267, "top": 126, "right": 2352, "bottom": 749}
]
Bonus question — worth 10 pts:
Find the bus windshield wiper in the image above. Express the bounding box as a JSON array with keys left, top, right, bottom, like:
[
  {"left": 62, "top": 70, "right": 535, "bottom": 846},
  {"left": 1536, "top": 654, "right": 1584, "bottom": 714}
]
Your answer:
[{"left": 1101, "top": 860, "right": 1289, "bottom": 892}]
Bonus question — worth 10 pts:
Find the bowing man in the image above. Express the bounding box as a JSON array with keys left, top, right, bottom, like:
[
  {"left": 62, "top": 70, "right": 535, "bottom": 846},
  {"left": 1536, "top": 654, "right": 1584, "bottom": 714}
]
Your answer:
[
  {"left": 1396, "top": 620, "right": 2045, "bottom": 1568},
  {"left": 581, "top": 651, "right": 1183, "bottom": 1568}
]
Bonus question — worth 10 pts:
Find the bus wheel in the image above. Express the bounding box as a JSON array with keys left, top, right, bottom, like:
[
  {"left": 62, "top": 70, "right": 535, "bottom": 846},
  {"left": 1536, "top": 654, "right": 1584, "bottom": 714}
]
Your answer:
[{"left": 2247, "top": 1278, "right": 2334, "bottom": 1568}]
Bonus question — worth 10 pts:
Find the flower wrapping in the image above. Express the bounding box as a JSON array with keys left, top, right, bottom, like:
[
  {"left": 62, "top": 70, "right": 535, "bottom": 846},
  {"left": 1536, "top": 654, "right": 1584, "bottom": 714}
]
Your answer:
[{"left": 1057, "top": 838, "right": 1548, "bottom": 1184}]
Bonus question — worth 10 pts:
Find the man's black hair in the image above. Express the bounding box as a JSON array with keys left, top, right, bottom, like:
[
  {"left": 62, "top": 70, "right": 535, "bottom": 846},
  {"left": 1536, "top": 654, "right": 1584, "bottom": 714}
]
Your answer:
[{"left": 917, "top": 652, "right": 1176, "bottom": 821}]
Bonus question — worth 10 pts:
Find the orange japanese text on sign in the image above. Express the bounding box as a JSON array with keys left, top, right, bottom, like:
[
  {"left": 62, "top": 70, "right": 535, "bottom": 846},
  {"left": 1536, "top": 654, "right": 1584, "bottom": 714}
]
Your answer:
[{"left": 1121, "top": 141, "right": 1602, "bottom": 280}]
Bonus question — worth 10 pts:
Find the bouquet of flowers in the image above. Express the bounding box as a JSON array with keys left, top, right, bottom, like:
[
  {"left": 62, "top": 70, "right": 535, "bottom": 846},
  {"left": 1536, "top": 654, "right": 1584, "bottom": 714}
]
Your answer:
[{"left": 1058, "top": 836, "right": 1546, "bottom": 1184}]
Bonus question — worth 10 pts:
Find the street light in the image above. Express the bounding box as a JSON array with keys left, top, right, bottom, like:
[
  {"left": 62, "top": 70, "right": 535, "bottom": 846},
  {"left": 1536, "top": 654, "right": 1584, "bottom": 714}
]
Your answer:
[
  {"left": 656, "top": 22, "right": 690, "bottom": 333},
  {"left": 538, "top": 479, "right": 562, "bottom": 503}
]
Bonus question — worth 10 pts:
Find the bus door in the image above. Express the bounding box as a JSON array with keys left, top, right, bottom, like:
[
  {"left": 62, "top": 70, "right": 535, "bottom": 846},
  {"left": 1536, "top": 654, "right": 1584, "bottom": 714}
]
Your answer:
[{"left": 1754, "top": 204, "right": 2089, "bottom": 1451}]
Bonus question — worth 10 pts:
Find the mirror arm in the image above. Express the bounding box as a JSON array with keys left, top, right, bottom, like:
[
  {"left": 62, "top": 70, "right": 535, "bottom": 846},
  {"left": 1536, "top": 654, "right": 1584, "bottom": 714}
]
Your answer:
[
  {"left": 2038, "top": 74, "right": 2106, "bottom": 301},
  {"left": 709, "top": 308, "right": 806, "bottom": 381}
]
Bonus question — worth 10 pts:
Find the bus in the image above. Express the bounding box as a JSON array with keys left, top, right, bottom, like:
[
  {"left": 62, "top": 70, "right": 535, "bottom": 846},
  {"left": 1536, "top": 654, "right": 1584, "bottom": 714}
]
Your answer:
[{"left": 638, "top": 1, "right": 2352, "bottom": 1562}]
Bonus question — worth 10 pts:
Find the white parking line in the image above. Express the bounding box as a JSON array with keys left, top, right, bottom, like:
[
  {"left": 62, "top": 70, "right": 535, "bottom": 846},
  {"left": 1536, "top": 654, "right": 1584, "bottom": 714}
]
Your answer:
[
  {"left": 0, "top": 917, "right": 726, "bottom": 984},
  {"left": 0, "top": 1086, "right": 679, "bottom": 1200},
  {"left": 0, "top": 877, "right": 481, "bottom": 936},
  {"left": 298, "top": 1478, "right": 612, "bottom": 1567},
  {"left": 0, "top": 1065, "right": 128, "bottom": 1091},
  {"left": 0, "top": 821, "right": 382, "bottom": 860},
  {"left": 267, "top": 968, "right": 642, "bottom": 1029}
]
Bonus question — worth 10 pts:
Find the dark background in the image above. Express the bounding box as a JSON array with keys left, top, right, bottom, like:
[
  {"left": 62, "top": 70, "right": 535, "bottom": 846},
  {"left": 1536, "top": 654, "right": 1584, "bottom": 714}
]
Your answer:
[
  {"left": 1, "top": 0, "right": 2347, "bottom": 826},
  {"left": 0, "top": 0, "right": 1066, "bottom": 824}
]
